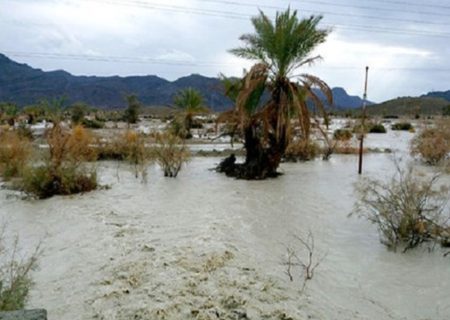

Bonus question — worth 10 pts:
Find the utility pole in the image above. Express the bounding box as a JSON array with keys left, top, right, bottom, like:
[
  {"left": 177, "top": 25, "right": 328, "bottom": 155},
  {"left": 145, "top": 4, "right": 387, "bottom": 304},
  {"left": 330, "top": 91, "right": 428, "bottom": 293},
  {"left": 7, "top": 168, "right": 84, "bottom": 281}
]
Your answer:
[{"left": 358, "top": 66, "right": 369, "bottom": 175}]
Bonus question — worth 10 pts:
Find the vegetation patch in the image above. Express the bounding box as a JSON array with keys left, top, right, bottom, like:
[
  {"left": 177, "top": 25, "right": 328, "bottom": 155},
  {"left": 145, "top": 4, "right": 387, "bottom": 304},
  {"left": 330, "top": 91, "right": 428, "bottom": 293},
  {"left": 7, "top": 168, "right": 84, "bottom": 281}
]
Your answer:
[
  {"left": 20, "top": 124, "right": 98, "bottom": 199},
  {"left": 411, "top": 121, "right": 450, "bottom": 165},
  {"left": 284, "top": 140, "right": 320, "bottom": 162},
  {"left": 0, "top": 228, "right": 39, "bottom": 311},
  {"left": 368, "top": 123, "right": 387, "bottom": 133},
  {"left": 352, "top": 163, "right": 450, "bottom": 251},
  {"left": 333, "top": 129, "right": 353, "bottom": 141},
  {"left": 0, "top": 130, "right": 32, "bottom": 180},
  {"left": 153, "top": 132, "right": 190, "bottom": 177},
  {"left": 391, "top": 122, "right": 413, "bottom": 131}
]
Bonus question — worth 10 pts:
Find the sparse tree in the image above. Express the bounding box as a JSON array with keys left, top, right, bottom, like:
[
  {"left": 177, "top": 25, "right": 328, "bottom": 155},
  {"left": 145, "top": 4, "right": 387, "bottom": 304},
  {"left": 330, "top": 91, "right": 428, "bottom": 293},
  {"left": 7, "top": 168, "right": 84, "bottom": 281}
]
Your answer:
[
  {"left": 124, "top": 95, "right": 141, "bottom": 125},
  {"left": 0, "top": 103, "right": 19, "bottom": 126},
  {"left": 70, "top": 102, "right": 89, "bottom": 125}
]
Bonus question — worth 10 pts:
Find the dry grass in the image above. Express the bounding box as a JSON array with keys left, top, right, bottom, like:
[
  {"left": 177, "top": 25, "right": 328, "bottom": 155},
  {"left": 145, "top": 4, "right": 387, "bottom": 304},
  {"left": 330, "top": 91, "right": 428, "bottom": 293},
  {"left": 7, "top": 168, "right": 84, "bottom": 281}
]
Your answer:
[
  {"left": 0, "top": 130, "right": 32, "bottom": 180},
  {"left": 284, "top": 139, "right": 320, "bottom": 162}
]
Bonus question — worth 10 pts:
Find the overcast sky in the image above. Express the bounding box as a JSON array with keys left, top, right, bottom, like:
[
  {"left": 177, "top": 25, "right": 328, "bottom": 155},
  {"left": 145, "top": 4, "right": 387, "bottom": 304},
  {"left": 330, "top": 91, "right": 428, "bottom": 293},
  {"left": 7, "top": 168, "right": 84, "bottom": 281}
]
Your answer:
[{"left": 1, "top": 0, "right": 449, "bottom": 102}]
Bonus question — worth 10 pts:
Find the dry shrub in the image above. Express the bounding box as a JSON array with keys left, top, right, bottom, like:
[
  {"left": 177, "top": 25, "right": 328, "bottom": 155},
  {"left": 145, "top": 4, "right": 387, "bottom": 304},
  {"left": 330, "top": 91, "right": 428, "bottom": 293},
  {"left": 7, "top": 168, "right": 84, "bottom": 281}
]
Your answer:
[
  {"left": 334, "top": 139, "right": 362, "bottom": 155},
  {"left": 411, "top": 121, "right": 450, "bottom": 165},
  {"left": 46, "top": 124, "right": 96, "bottom": 167},
  {"left": 20, "top": 124, "right": 98, "bottom": 198},
  {"left": 0, "top": 130, "right": 32, "bottom": 180},
  {"left": 352, "top": 163, "right": 450, "bottom": 251},
  {"left": 66, "top": 125, "right": 97, "bottom": 163},
  {"left": 0, "top": 227, "right": 39, "bottom": 311},
  {"left": 282, "top": 231, "right": 326, "bottom": 292},
  {"left": 97, "top": 130, "right": 152, "bottom": 178},
  {"left": 153, "top": 132, "right": 190, "bottom": 177},
  {"left": 284, "top": 139, "right": 319, "bottom": 162},
  {"left": 120, "top": 131, "right": 150, "bottom": 167}
]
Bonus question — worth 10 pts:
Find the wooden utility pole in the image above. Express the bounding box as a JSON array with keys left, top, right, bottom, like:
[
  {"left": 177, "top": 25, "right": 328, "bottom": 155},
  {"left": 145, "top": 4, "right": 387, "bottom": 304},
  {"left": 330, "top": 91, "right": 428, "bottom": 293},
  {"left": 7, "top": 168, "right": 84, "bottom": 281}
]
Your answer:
[{"left": 358, "top": 66, "right": 369, "bottom": 175}]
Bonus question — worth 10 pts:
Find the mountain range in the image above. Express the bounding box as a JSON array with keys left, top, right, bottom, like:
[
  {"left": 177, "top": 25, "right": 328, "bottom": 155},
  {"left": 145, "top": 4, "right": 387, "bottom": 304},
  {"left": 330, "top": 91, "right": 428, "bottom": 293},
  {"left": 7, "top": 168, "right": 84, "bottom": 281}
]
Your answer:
[{"left": 0, "top": 53, "right": 367, "bottom": 111}]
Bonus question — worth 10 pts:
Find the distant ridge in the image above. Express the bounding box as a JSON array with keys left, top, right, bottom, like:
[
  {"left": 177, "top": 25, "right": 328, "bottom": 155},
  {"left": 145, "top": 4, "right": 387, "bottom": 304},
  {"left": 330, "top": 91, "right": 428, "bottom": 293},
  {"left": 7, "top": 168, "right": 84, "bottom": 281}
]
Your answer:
[
  {"left": 421, "top": 90, "right": 450, "bottom": 102},
  {"left": 367, "top": 96, "right": 449, "bottom": 116},
  {"left": 0, "top": 53, "right": 367, "bottom": 111}
]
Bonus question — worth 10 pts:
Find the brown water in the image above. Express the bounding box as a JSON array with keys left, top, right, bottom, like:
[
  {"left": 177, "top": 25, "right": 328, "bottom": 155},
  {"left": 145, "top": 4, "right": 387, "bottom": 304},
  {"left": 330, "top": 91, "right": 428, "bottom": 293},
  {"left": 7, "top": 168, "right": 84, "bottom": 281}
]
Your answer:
[{"left": 1, "top": 130, "right": 449, "bottom": 320}]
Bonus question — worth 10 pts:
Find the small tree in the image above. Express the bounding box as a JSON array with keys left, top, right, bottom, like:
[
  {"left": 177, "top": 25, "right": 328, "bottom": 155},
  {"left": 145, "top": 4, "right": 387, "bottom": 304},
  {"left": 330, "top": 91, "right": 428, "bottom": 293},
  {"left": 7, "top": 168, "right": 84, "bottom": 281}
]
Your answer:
[
  {"left": 443, "top": 105, "right": 450, "bottom": 116},
  {"left": 0, "top": 103, "right": 19, "bottom": 126},
  {"left": 124, "top": 95, "right": 141, "bottom": 124},
  {"left": 70, "top": 102, "right": 89, "bottom": 125}
]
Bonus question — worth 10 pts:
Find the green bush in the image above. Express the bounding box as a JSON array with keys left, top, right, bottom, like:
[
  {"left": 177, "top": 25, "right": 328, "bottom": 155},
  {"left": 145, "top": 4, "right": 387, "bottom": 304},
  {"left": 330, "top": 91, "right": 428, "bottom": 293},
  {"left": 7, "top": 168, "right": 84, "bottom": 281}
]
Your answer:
[
  {"left": 82, "top": 118, "right": 104, "bottom": 129},
  {"left": 443, "top": 105, "right": 450, "bottom": 116},
  {"left": 333, "top": 129, "right": 353, "bottom": 141},
  {"left": 0, "top": 233, "right": 39, "bottom": 311},
  {"left": 391, "top": 122, "right": 413, "bottom": 131},
  {"left": 21, "top": 165, "right": 97, "bottom": 199},
  {"left": 369, "top": 123, "right": 387, "bottom": 133}
]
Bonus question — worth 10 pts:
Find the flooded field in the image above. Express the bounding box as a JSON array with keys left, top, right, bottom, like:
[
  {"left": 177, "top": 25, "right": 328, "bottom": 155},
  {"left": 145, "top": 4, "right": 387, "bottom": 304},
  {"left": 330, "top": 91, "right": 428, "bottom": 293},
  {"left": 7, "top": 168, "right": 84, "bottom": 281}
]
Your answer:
[{"left": 1, "top": 130, "right": 449, "bottom": 320}]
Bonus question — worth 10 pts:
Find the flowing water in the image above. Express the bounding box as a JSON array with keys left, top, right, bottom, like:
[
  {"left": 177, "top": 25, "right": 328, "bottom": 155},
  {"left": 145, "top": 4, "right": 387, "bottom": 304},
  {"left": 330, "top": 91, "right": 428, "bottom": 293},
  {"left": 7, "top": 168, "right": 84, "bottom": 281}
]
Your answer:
[{"left": 0, "top": 130, "right": 449, "bottom": 320}]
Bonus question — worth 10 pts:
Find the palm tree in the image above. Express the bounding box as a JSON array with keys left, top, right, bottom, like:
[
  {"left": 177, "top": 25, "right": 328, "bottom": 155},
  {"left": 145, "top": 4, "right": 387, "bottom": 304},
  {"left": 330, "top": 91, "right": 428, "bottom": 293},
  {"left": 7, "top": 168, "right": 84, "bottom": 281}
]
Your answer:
[
  {"left": 217, "top": 8, "right": 332, "bottom": 179},
  {"left": 173, "top": 88, "right": 208, "bottom": 138}
]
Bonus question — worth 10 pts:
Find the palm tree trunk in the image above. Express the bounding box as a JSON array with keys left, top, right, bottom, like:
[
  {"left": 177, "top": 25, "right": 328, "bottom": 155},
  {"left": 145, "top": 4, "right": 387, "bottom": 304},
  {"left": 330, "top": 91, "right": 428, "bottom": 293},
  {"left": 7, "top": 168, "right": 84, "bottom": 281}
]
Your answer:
[{"left": 217, "top": 122, "right": 285, "bottom": 180}]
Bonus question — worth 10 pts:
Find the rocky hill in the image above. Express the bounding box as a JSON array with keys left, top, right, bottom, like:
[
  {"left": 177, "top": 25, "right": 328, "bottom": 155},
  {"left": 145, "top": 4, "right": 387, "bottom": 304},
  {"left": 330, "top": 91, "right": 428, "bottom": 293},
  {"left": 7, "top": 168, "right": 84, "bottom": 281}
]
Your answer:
[{"left": 0, "top": 53, "right": 366, "bottom": 111}]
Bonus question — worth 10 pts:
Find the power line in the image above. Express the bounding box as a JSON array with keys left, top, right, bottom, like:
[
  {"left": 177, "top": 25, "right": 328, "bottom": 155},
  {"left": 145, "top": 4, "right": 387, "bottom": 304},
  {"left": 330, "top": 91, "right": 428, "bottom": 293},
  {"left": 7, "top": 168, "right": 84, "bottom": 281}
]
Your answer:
[
  {"left": 197, "top": 0, "right": 450, "bottom": 18},
  {"left": 89, "top": 0, "right": 450, "bottom": 27},
  {"left": 5, "top": 51, "right": 450, "bottom": 73},
  {"left": 4, "top": 0, "right": 450, "bottom": 38},
  {"left": 360, "top": 0, "right": 450, "bottom": 11},
  {"left": 79, "top": 0, "right": 450, "bottom": 38}
]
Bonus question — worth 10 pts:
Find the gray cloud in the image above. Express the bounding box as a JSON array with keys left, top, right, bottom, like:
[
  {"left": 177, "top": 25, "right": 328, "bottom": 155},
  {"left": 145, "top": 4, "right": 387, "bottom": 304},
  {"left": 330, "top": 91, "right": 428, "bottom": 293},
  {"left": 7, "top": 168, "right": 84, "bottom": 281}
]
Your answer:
[{"left": 1, "top": 0, "right": 449, "bottom": 102}]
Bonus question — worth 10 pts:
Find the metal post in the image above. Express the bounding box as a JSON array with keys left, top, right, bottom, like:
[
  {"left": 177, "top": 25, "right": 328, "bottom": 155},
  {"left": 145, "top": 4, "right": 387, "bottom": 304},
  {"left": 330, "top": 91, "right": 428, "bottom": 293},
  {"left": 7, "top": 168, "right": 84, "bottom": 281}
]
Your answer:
[{"left": 358, "top": 66, "right": 369, "bottom": 175}]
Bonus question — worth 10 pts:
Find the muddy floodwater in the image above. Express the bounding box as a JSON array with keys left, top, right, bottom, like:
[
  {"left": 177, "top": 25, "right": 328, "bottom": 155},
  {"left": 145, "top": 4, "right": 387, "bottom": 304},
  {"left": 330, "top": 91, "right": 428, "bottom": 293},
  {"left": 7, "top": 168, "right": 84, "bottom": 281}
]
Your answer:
[{"left": 1, "top": 130, "right": 449, "bottom": 319}]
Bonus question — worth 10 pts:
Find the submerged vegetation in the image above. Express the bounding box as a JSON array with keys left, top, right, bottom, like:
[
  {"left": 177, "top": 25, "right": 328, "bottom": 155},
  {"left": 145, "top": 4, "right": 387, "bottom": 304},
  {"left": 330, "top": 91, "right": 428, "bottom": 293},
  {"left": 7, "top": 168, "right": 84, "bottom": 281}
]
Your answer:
[
  {"left": 153, "top": 132, "right": 190, "bottom": 177},
  {"left": 411, "top": 119, "right": 450, "bottom": 165},
  {"left": 352, "top": 163, "right": 450, "bottom": 251},
  {"left": 21, "top": 124, "right": 98, "bottom": 199}
]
